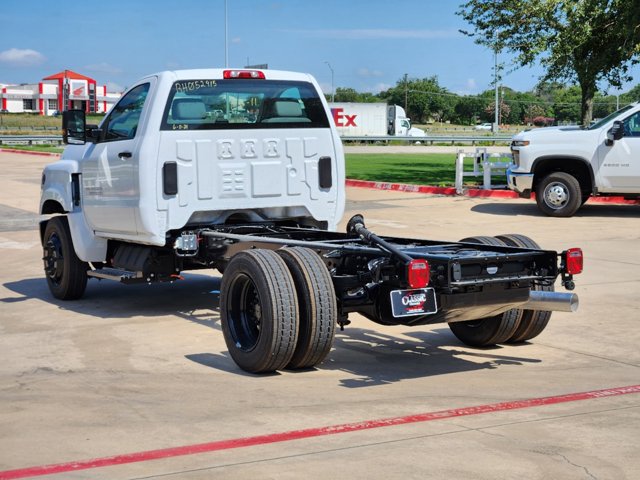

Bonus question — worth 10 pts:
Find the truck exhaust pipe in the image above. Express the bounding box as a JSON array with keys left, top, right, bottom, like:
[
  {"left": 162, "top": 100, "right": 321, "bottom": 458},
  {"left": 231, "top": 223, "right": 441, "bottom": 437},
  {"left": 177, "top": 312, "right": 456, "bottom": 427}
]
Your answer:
[{"left": 522, "top": 290, "right": 579, "bottom": 313}]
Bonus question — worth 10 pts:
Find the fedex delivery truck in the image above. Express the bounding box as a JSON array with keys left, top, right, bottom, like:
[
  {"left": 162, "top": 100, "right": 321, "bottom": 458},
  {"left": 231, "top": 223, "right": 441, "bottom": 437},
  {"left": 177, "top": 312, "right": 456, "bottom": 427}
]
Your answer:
[{"left": 329, "top": 102, "right": 426, "bottom": 137}]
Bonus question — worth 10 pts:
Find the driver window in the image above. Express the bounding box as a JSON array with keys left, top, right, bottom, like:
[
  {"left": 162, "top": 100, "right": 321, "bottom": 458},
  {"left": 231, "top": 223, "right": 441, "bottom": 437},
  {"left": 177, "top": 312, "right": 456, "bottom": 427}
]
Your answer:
[
  {"left": 624, "top": 111, "right": 640, "bottom": 137},
  {"left": 104, "top": 83, "right": 150, "bottom": 141}
]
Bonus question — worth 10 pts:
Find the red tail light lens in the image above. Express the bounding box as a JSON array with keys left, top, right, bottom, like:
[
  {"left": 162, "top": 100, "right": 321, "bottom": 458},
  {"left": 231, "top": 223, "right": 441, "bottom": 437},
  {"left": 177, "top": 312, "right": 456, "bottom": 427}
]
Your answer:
[
  {"left": 223, "top": 70, "right": 265, "bottom": 79},
  {"left": 565, "top": 248, "right": 583, "bottom": 275},
  {"left": 408, "top": 259, "right": 430, "bottom": 289}
]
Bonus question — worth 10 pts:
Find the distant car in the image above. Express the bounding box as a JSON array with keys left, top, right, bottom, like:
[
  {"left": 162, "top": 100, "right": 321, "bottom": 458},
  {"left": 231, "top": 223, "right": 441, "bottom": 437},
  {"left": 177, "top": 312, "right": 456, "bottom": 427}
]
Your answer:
[
  {"left": 0, "top": 109, "right": 9, "bottom": 113},
  {"left": 474, "top": 123, "right": 493, "bottom": 131}
]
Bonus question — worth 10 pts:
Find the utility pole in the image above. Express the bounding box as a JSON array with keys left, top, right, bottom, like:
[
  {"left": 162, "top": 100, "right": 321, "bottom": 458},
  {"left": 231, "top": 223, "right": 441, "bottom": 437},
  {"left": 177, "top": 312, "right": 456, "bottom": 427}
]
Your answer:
[
  {"left": 494, "top": 48, "right": 499, "bottom": 133},
  {"left": 404, "top": 73, "right": 408, "bottom": 111}
]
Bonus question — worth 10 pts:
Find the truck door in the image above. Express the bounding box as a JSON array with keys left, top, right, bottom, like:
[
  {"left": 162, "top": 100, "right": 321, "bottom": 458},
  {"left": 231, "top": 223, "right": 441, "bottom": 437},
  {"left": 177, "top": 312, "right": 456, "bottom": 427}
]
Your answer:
[
  {"left": 81, "top": 82, "right": 152, "bottom": 235},
  {"left": 597, "top": 110, "right": 640, "bottom": 192}
]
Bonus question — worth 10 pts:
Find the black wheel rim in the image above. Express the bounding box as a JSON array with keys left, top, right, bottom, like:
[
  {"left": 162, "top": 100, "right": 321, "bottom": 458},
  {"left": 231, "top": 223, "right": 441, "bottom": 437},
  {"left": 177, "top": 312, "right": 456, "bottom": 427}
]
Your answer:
[
  {"left": 228, "top": 273, "right": 262, "bottom": 351},
  {"left": 43, "top": 232, "right": 64, "bottom": 286}
]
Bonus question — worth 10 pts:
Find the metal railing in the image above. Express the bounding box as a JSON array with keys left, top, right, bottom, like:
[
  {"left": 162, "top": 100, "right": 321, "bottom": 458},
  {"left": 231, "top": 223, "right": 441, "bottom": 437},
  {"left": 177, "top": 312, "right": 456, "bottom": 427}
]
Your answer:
[
  {"left": 0, "top": 135, "right": 63, "bottom": 146},
  {"left": 0, "top": 133, "right": 513, "bottom": 148},
  {"left": 341, "top": 135, "right": 513, "bottom": 145},
  {"left": 455, "top": 148, "right": 513, "bottom": 192}
]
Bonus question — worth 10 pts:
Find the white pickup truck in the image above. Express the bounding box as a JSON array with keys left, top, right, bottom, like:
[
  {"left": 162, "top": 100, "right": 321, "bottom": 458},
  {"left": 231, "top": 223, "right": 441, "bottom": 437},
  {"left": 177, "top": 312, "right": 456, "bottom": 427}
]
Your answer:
[
  {"left": 508, "top": 103, "right": 640, "bottom": 216},
  {"left": 39, "top": 68, "right": 582, "bottom": 373}
]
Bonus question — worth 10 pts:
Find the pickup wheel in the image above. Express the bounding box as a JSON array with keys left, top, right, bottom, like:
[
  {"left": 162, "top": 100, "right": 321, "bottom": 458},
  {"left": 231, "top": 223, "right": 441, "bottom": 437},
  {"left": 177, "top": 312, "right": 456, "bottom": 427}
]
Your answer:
[
  {"left": 220, "top": 249, "right": 298, "bottom": 373},
  {"left": 42, "top": 216, "right": 88, "bottom": 300},
  {"left": 449, "top": 236, "right": 522, "bottom": 347},
  {"left": 496, "top": 234, "right": 553, "bottom": 342},
  {"left": 536, "top": 172, "right": 582, "bottom": 217},
  {"left": 278, "top": 247, "right": 337, "bottom": 369}
]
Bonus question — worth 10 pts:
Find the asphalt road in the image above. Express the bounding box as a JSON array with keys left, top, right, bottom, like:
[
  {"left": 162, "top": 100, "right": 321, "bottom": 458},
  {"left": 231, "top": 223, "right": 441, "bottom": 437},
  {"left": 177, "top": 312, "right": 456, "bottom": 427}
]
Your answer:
[{"left": 0, "top": 151, "right": 639, "bottom": 479}]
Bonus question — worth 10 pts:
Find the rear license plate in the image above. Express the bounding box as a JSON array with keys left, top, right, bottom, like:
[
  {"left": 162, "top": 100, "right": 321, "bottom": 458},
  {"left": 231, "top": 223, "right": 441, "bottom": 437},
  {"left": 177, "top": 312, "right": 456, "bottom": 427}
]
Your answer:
[{"left": 390, "top": 288, "right": 438, "bottom": 317}]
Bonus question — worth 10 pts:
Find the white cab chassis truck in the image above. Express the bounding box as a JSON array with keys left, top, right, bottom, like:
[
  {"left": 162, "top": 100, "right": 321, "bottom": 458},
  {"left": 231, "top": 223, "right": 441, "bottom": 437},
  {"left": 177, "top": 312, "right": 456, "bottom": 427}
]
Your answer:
[
  {"left": 40, "top": 68, "right": 582, "bottom": 373},
  {"left": 508, "top": 103, "right": 640, "bottom": 217}
]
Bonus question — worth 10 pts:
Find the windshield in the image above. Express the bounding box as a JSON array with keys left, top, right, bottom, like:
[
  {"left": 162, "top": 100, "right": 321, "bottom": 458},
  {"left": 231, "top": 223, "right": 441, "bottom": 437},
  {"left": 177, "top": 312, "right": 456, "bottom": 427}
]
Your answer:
[
  {"left": 161, "top": 79, "right": 329, "bottom": 130},
  {"left": 588, "top": 104, "right": 635, "bottom": 130}
]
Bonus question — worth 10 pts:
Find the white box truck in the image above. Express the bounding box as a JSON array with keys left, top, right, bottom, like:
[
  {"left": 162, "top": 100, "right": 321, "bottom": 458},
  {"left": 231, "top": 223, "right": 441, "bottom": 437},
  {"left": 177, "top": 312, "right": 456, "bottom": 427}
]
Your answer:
[{"left": 329, "top": 102, "right": 426, "bottom": 137}]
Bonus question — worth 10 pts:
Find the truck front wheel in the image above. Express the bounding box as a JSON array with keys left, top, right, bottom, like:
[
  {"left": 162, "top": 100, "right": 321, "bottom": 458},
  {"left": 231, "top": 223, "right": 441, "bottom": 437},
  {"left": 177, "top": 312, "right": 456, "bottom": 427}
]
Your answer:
[
  {"left": 42, "top": 216, "right": 88, "bottom": 300},
  {"left": 536, "top": 172, "right": 582, "bottom": 217},
  {"left": 220, "top": 249, "right": 299, "bottom": 373},
  {"left": 278, "top": 247, "right": 337, "bottom": 369}
]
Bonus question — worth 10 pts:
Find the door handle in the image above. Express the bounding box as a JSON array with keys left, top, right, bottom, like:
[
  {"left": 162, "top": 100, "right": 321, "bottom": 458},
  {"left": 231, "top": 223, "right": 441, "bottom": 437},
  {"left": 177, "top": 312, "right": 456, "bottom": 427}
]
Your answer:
[{"left": 118, "top": 151, "right": 132, "bottom": 160}]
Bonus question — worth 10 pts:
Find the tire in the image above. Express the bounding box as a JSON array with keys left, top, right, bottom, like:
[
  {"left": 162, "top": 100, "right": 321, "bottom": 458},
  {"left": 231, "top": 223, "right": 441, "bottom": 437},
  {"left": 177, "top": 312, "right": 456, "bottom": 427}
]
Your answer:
[
  {"left": 278, "top": 247, "right": 337, "bottom": 369},
  {"left": 42, "top": 216, "right": 88, "bottom": 300},
  {"left": 495, "top": 234, "right": 553, "bottom": 343},
  {"left": 536, "top": 172, "right": 582, "bottom": 217},
  {"left": 220, "top": 249, "right": 299, "bottom": 373},
  {"left": 449, "top": 236, "right": 522, "bottom": 347}
]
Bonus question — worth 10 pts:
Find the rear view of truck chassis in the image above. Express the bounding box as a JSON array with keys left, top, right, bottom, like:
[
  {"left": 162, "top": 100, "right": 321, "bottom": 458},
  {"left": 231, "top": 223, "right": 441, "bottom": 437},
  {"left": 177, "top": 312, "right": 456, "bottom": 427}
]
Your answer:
[{"left": 42, "top": 214, "right": 581, "bottom": 373}]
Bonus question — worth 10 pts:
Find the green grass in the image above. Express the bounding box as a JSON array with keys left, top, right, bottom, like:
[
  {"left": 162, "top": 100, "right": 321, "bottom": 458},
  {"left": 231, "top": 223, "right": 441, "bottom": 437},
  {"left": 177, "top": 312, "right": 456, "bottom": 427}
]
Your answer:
[
  {"left": 0, "top": 144, "right": 64, "bottom": 154},
  {"left": 346, "top": 153, "right": 481, "bottom": 187}
]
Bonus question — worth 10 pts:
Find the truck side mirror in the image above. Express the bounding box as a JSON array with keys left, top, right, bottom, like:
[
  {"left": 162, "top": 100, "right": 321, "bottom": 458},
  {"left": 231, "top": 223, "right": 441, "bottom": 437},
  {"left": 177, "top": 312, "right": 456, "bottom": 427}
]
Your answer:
[
  {"left": 62, "top": 110, "right": 86, "bottom": 145},
  {"left": 606, "top": 120, "right": 624, "bottom": 145}
]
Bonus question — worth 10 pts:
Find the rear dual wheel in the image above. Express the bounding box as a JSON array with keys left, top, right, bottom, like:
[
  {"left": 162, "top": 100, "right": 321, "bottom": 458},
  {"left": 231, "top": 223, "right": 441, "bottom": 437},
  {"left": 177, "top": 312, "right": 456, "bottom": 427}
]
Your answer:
[
  {"left": 220, "top": 248, "right": 336, "bottom": 373},
  {"left": 448, "top": 236, "right": 522, "bottom": 347},
  {"left": 450, "top": 234, "right": 552, "bottom": 347},
  {"left": 495, "top": 234, "right": 553, "bottom": 343}
]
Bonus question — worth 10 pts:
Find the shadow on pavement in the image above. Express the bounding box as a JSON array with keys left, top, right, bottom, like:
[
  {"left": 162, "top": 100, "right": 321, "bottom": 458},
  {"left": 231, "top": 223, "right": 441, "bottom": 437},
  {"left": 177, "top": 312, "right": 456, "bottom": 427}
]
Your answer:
[
  {"left": 322, "top": 326, "right": 541, "bottom": 388},
  {"left": 1, "top": 273, "right": 222, "bottom": 330},
  {"left": 471, "top": 201, "right": 640, "bottom": 217},
  {"left": 3, "top": 273, "right": 542, "bottom": 385}
]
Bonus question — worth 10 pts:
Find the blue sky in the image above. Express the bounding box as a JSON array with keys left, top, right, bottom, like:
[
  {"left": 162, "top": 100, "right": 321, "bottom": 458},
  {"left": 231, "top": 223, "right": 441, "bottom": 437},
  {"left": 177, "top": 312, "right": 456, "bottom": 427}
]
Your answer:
[{"left": 0, "top": 0, "right": 637, "bottom": 95}]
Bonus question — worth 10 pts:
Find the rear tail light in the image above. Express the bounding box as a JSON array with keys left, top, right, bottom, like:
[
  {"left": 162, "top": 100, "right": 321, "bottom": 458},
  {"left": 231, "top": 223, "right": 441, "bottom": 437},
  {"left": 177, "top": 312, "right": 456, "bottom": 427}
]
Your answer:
[
  {"left": 564, "top": 248, "right": 583, "bottom": 275},
  {"left": 407, "top": 259, "right": 430, "bottom": 289},
  {"left": 223, "top": 70, "right": 265, "bottom": 79}
]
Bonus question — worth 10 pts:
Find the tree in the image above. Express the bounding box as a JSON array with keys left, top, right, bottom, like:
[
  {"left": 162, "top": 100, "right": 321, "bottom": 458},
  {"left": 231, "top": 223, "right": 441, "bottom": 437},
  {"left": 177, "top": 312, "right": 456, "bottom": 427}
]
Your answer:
[
  {"left": 458, "top": 0, "right": 640, "bottom": 126},
  {"left": 381, "top": 76, "right": 456, "bottom": 123}
]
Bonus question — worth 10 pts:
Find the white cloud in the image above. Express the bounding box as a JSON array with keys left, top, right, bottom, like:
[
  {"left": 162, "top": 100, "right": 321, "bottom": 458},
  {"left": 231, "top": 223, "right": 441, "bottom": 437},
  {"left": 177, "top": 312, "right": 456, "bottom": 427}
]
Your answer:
[
  {"left": 357, "top": 68, "right": 384, "bottom": 78},
  {"left": 283, "top": 29, "right": 459, "bottom": 40},
  {"left": 106, "top": 81, "right": 125, "bottom": 93},
  {"left": 0, "top": 48, "right": 45, "bottom": 67},
  {"left": 362, "top": 82, "right": 393, "bottom": 94},
  {"left": 84, "top": 62, "right": 123, "bottom": 75},
  {"left": 231, "top": 37, "right": 242, "bottom": 44}
]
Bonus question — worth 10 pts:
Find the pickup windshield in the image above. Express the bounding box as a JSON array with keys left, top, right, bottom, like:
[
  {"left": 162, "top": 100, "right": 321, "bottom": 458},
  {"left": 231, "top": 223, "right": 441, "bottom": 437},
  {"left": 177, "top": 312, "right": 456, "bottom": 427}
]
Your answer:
[
  {"left": 587, "top": 104, "right": 634, "bottom": 130},
  {"left": 161, "top": 79, "right": 329, "bottom": 130}
]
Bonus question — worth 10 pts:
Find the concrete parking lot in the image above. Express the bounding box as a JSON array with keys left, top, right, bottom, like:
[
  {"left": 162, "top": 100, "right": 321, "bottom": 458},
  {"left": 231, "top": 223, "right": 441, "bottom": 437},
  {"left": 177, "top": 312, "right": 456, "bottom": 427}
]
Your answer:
[{"left": 0, "top": 151, "right": 639, "bottom": 479}]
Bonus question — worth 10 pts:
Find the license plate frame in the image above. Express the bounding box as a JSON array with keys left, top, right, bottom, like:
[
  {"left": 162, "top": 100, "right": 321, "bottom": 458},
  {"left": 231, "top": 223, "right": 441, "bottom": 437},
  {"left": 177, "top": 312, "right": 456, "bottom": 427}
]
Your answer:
[{"left": 390, "top": 287, "right": 438, "bottom": 318}]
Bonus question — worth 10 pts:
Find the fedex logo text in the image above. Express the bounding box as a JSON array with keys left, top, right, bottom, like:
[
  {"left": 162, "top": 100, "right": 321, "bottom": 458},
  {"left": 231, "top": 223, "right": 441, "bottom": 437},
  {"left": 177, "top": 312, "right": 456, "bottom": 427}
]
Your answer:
[{"left": 331, "top": 108, "right": 357, "bottom": 127}]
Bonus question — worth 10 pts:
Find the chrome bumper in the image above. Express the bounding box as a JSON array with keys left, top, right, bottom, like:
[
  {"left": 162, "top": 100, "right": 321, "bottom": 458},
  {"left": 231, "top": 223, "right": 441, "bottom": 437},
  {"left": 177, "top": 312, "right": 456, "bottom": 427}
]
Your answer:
[{"left": 507, "top": 168, "right": 534, "bottom": 196}]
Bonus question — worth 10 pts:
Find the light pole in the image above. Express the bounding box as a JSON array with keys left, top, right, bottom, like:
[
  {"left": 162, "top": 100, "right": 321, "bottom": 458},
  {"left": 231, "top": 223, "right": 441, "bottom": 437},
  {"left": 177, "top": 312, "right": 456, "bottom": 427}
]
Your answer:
[
  {"left": 224, "top": 0, "right": 229, "bottom": 67},
  {"left": 494, "top": 47, "right": 499, "bottom": 132},
  {"left": 324, "top": 61, "right": 334, "bottom": 102}
]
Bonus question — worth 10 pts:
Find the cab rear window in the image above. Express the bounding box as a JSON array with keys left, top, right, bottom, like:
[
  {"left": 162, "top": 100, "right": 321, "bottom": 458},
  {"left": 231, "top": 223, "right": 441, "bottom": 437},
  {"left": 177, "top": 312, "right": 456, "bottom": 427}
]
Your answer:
[{"left": 160, "top": 79, "right": 329, "bottom": 130}]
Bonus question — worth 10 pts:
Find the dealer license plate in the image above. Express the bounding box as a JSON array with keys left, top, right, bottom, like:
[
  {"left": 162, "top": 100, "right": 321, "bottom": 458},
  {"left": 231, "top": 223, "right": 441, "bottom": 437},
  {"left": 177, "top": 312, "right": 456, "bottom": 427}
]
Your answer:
[{"left": 390, "top": 288, "right": 438, "bottom": 318}]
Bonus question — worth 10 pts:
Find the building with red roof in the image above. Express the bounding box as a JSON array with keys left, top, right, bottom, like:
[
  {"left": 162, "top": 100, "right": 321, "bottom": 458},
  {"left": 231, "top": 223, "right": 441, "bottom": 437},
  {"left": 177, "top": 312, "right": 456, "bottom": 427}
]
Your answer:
[{"left": 1, "top": 70, "right": 121, "bottom": 115}]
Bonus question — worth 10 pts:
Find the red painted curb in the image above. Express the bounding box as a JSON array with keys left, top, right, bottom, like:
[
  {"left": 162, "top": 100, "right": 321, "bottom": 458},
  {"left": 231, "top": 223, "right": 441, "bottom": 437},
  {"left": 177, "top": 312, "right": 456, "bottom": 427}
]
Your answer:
[
  {"left": 345, "top": 178, "right": 640, "bottom": 204},
  {"left": 0, "top": 148, "right": 60, "bottom": 157},
  {"left": 1, "top": 384, "right": 638, "bottom": 479}
]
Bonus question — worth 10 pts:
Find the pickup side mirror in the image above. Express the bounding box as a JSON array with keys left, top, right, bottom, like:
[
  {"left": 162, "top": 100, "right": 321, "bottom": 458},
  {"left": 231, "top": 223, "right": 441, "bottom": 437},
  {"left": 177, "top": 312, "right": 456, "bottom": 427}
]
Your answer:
[
  {"left": 606, "top": 120, "right": 624, "bottom": 145},
  {"left": 62, "top": 110, "right": 86, "bottom": 145}
]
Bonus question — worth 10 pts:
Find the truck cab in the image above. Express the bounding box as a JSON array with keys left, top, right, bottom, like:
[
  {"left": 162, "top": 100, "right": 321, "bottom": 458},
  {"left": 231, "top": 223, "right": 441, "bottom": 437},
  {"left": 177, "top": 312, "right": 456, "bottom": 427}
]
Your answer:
[
  {"left": 508, "top": 102, "right": 640, "bottom": 216},
  {"left": 41, "top": 69, "right": 345, "bottom": 262}
]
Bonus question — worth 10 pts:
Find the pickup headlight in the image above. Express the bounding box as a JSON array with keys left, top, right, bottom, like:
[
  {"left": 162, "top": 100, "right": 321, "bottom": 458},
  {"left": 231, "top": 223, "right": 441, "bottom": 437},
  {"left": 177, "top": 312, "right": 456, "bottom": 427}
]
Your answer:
[{"left": 511, "top": 140, "right": 530, "bottom": 147}]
